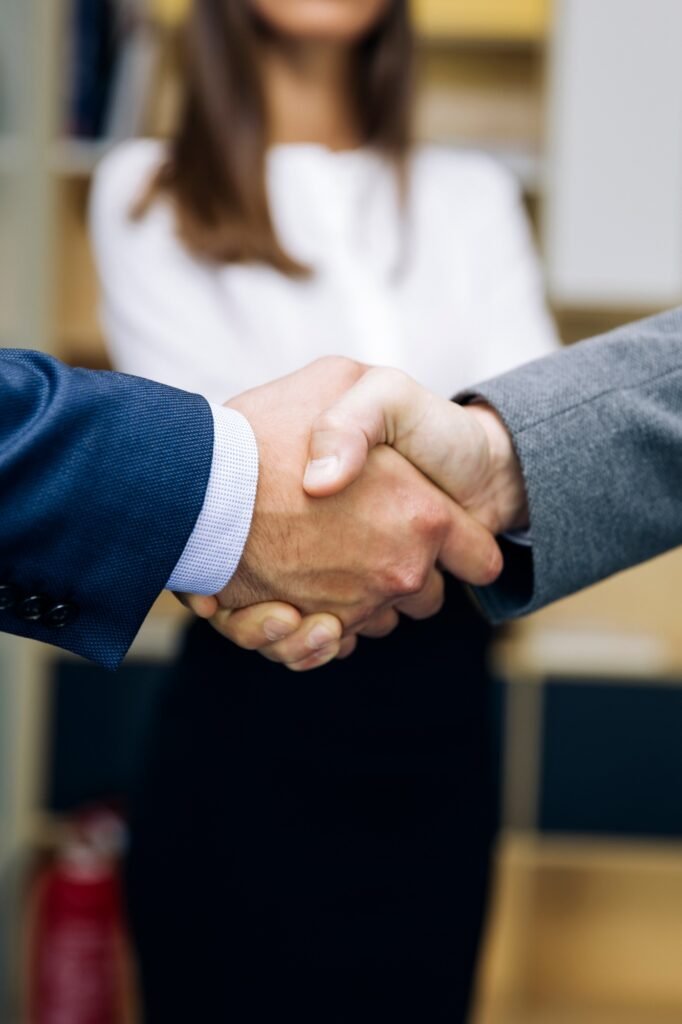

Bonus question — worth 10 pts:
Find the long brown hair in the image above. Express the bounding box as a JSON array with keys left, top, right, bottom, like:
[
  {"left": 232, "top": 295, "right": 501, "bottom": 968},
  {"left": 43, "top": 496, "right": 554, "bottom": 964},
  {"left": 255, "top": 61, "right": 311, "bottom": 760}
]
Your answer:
[{"left": 135, "top": 0, "right": 414, "bottom": 275}]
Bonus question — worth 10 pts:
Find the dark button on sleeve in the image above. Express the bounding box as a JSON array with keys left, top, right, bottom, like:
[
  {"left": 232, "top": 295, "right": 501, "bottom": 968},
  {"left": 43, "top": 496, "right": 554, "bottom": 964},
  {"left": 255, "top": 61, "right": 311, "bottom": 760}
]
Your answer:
[
  {"left": 17, "top": 594, "right": 48, "bottom": 622},
  {"left": 43, "top": 602, "right": 78, "bottom": 629},
  {"left": 0, "top": 584, "right": 19, "bottom": 611}
]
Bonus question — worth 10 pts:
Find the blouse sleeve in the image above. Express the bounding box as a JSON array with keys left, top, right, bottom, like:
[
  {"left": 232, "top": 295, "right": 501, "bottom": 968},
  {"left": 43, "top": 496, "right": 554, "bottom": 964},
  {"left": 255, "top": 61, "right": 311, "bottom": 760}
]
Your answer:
[
  {"left": 89, "top": 141, "right": 232, "bottom": 403},
  {"left": 460, "top": 156, "right": 561, "bottom": 382}
]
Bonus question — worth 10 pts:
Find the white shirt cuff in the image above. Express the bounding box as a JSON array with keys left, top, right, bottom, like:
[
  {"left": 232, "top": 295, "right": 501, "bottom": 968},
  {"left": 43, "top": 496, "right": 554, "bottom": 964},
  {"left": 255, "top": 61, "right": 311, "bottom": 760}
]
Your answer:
[{"left": 166, "top": 404, "right": 259, "bottom": 594}]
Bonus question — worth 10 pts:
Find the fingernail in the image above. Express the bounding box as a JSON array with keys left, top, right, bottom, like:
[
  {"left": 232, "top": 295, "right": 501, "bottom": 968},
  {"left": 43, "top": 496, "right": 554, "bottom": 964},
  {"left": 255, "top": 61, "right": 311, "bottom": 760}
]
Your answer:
[
  {"left": 263, "top": 618, "right": 295, "bottom": 642},
  {"left": 303, "top": 456, "right": 340, "bottom": 489},
  {"left": 307, "top": 624, "right": 337, "bottom": 651}
]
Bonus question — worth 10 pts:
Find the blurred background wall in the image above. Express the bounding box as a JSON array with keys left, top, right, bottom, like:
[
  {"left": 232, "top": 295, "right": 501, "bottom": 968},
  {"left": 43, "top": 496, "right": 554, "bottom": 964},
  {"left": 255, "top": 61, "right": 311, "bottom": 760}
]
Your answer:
[{"left": 1, "top": 1, "right": 682, "bottom": 1021}]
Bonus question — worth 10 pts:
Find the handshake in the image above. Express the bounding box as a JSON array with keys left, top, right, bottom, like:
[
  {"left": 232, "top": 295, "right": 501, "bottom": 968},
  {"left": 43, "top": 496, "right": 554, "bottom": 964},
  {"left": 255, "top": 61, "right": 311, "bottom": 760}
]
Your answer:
[{"left": 184, "top": 357, "right": 528, "bottom": 670}]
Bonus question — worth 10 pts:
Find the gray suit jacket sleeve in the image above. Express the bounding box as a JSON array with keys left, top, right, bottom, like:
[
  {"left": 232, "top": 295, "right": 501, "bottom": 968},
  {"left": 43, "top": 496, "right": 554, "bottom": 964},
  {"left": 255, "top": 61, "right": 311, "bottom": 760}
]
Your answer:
[{"left": 459, "top": 307, "right": 682, "bottom": 622}]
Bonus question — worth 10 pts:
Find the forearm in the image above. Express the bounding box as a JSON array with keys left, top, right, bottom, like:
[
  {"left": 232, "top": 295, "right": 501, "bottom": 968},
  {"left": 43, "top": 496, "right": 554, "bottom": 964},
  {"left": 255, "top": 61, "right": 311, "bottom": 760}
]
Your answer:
[{"left": 0, "top": 351, "right": 217, "bottom": 667}]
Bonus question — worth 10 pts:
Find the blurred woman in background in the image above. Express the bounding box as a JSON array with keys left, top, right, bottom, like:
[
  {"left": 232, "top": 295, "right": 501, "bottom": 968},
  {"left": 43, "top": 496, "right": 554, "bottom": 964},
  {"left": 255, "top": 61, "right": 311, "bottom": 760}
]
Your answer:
[{"left": 91, "top": 1, "right": 558, "bottom": 1020}]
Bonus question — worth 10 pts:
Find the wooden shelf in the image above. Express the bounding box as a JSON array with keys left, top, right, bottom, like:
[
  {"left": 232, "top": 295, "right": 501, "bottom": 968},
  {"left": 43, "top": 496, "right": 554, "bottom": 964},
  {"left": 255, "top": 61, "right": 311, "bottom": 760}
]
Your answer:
[
  {"left": 91, "top": 0, "right": 553, "bottom": 42},
  {"left": 149, "top": 0, "right": 189, "bottom": 28},
  {"left": 413, "top": 0, "right": 551, "bottom": 44},
  {"left": 494, "top": 548, "right": 682, "bottom": 683},
  {"left": 474, "top": 833, "right": 682, "bottom": 1022},
  {"left": 416, "top": 43, "right": 545, "bottom": 191}
]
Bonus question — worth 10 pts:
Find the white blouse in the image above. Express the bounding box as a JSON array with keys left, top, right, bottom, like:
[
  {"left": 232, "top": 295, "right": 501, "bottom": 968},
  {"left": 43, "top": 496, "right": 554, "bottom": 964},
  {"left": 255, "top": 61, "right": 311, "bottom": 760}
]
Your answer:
[{"left": 90, "top": 140, "right": 559, "bottom": 404}]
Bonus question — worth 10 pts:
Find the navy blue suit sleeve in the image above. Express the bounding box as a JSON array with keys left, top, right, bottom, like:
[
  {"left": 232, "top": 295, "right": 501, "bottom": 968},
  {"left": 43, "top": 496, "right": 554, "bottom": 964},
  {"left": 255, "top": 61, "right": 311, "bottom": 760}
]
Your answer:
[{"left": 0, "top": 350, "right": 214, "bottom": 668}]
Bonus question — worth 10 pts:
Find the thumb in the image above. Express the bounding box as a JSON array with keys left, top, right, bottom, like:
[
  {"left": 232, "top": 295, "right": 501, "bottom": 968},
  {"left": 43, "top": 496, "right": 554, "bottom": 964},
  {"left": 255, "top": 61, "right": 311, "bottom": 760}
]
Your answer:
[
  {"left": 303, "top": 421, "right": 372, "bottom": 496},
  {"left": 303, "top": 368, "right": 429, "bottom": 497}
]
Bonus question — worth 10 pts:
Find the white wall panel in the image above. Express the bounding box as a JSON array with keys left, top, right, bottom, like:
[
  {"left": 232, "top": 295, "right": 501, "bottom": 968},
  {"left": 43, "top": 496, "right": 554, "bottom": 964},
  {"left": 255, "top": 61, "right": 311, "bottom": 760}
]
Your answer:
[{"left": 544, "top": 0, "right": 682, "bottom": 306}]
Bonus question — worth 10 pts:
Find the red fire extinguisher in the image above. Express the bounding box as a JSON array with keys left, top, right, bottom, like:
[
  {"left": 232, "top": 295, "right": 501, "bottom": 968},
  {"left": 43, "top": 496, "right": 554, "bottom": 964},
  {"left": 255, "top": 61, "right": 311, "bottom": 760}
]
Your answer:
[{"left": 28, "top": 811, "right": 129, "bottom": 1024}]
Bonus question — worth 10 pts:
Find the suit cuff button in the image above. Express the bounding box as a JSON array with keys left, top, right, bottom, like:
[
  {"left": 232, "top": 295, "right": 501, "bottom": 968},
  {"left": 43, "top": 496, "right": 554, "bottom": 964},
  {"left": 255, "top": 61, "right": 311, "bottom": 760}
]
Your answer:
[
  {"left": 0, "top": 584, "right": 19, "bottom": 611},
  {"left": 44, "top": 602, "right": 77, "bottom": 629},
  {"left": 17, "top": 594, "right": 48, "bottom": 622}
]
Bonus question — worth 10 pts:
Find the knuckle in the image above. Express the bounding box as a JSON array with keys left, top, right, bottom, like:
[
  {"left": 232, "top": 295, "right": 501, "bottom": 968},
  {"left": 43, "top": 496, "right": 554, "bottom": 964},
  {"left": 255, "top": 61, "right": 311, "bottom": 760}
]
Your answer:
[
  {"left": 406, "top": 494, "right": 448, "bottom": 543},
  {"left": 366, "top": 365, "right": 409, "bottom": 396},
  {"left": 312, "top": 355, "right": 362, "bottom": 385},
  {"left": 424, "top": 499, "right": 449, "bottom": 538},
  {"left": 312, "top": 355, "right": 353, "bottom": 373},
  {"left": 381, "top": 559, "right": 430, "bottom": 598}
]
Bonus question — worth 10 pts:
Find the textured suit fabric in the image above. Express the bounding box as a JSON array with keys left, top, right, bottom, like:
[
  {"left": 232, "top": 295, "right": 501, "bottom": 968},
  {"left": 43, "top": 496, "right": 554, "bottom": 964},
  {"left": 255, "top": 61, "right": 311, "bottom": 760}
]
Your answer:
[
  {"left": 464, "top": 309, "right": 682, "bottom": 621},
  {"left": 0, "top": 350, "right": 213, "bottom": 668}
]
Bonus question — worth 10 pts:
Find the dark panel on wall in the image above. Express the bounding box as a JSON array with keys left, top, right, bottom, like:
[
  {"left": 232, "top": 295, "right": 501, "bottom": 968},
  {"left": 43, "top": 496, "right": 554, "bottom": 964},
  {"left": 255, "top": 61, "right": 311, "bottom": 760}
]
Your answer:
[
  {"left": 540, "top": 680, "right": 682, "bottom": 837},
  {"left": 46, "top": 660, "right": 167, "bottom": 813}
]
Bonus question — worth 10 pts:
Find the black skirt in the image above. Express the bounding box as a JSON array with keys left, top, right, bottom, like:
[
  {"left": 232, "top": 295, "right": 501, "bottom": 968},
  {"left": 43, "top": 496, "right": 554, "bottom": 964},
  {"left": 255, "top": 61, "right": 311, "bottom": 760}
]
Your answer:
[{"left": 126, "top": 575, "right": 499, "bottom": 1024}]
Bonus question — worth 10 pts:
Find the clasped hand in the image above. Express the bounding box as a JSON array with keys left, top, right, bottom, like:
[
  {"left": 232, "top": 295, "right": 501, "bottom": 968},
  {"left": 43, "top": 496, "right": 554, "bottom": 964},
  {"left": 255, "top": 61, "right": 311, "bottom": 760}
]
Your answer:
[{"left": 182, "top": 357, "right": 527, "bottom": 670}]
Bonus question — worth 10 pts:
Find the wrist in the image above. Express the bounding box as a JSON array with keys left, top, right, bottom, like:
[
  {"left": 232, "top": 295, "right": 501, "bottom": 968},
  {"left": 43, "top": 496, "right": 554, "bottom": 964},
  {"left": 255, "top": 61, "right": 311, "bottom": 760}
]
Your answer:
[{"left": 465, "top": 403, "right": 529, "bottom": 534}]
